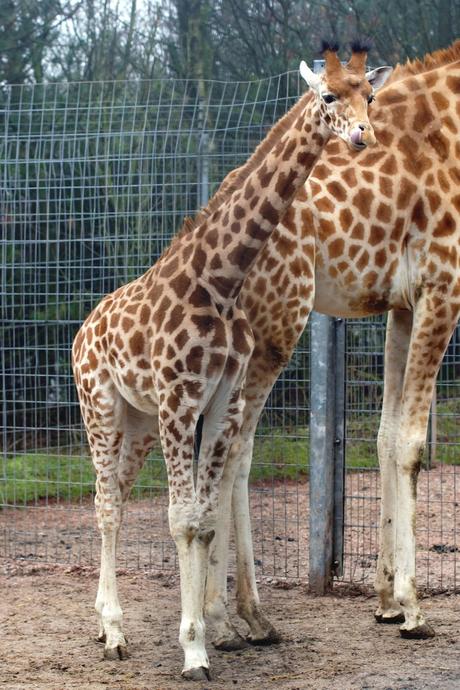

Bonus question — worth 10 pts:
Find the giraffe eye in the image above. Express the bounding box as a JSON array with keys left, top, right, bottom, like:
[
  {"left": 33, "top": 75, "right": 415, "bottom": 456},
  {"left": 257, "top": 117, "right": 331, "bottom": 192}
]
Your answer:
[
  {"left": 367, "top": 94, "right": 375, "bottom": 104},
  {"left": 322, "top": 93, "right": 337, "bottom": 104}
]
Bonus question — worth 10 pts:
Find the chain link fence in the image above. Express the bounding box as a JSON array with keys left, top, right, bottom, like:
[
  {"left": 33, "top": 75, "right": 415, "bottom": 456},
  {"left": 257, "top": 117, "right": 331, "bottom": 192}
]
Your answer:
[{"left": 1, "top": 74, "right": 459, "bottom": 590}]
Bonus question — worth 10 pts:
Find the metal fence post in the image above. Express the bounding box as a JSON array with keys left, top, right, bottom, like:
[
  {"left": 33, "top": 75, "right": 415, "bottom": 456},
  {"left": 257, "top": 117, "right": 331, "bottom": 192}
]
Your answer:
[
  {"left": 332, "top": 317, "right": 346, "bottom": 577},
  {"left": 309, "top": 314, "right": 346, "bottom": 592},
  {"left": 198, "top": 99, "right": 210, "bottom": 209},
  {"left": 309, "top": 60, "right": 347, "bottom": 593},
  {"left": 309, "top": 313, "right": 336, "bottom": 593}
]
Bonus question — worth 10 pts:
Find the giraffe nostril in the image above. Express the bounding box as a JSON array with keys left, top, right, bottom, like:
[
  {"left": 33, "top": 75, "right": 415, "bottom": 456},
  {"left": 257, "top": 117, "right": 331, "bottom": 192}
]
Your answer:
[{"left": 358, "top": 124, "right": 365, "bottom": 131}]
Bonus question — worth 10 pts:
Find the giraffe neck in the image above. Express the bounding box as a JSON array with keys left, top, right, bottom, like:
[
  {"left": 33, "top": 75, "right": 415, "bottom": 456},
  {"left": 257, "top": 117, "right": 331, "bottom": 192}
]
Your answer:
[{"left": 189, "top": 96, "right": 329, "bottom": 302}]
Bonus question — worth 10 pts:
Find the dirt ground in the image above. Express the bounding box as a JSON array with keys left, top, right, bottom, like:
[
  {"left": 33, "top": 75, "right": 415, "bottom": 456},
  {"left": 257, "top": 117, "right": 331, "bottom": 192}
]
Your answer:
[{"left": 2, "top": 563, "right": 460, "bottom": 690}]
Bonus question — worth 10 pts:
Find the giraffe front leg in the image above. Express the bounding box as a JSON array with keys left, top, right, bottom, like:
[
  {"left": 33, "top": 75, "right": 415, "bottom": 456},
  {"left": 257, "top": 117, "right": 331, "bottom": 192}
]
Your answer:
[
  {"left": 159, "top": 390, "right": 211, "bottom": 679},
  {"left": 393, "top": 434, "right": 434, "bottom": 638},
  {"left": 205, "top": 429, "right": 280, "bottom": 648},
  {"left": 170, "top": 503, "right": 213, "bottom": 680},
  {"left": 374, "top": 310, "right": 411, "bottom": 625},
  {"left": 202, "top": 372, "right": 265, "bottom": 653},
  {"left": 392, "top": 291, "right": 459, "bottom": 638}
]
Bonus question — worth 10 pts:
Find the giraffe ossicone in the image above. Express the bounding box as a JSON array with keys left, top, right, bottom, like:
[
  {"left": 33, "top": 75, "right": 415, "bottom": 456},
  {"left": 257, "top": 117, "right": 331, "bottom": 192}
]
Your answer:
[{"left": 72, "top": 42, "right": 390, "bottom": 679}]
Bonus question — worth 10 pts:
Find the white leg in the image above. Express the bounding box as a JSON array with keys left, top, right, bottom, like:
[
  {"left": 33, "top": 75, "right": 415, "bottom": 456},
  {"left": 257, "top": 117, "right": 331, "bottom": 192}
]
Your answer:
[
  {"left": 170, "top": 502, "right": 212, "bottom": 680},
  {"left": 393, "top": 430, "right": 431, "bottom": 635},
  {"left": 204, "top": 392, "right": 281, "bottom": 645},
  {"left": 160, "top": 374, "right": 246, "bottom": 679},
  {"left": 392, "top": 292, "right": 459, "bottom": 637},
  {"left": 78, "top": 385, "right": 130, "bottom": 660},
  {"left": 158, "top": 385, "right": 209, "bottom": 680},
  {"left": 374, "top": 309, "right": 412, "bottom": 624}
]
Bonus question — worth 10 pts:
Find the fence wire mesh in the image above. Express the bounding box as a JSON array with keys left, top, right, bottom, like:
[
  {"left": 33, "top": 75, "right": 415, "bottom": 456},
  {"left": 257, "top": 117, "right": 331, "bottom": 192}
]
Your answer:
[{"left": 1, "top": 75, "right": 459, "bottom": 590}]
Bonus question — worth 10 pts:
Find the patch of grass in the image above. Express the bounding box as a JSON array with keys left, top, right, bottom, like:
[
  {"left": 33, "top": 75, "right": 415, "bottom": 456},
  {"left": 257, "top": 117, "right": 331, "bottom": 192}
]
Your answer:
[
  {"left": 251, "top": 431, "right": 309, "bottom": 481},
  {"left": 346, "top": 441, "right": 379, "bottom": 469},
  {"left": 0, "top": 452, "right": 166, "bottom": 506},
  {"left": 344, "top": 399, "right": 460, "bottom": 469},
  {"left": 2, "top": 399, "right": 459, "bottom": 505}
]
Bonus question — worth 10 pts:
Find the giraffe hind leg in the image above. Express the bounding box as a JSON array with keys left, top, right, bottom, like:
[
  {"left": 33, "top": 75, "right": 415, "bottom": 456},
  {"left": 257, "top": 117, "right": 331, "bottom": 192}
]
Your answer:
[
  {"left": 204, "top": 446, "right": 250, "bottom": 652},
  {"left": 94, "top": 403, "right": 159, "bottom": 652},
  {"left": 79, "top": 385, "right": 129, "bottom": 660}
]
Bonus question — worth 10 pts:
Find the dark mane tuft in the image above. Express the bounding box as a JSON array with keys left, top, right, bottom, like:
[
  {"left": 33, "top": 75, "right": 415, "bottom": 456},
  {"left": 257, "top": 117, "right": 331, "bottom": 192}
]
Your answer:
[
  {"left": 350, "top": 38, "right": 372, "bottom": 54},
  {"left": 320, "top": 39, "right": 340, "bottom": 54}
]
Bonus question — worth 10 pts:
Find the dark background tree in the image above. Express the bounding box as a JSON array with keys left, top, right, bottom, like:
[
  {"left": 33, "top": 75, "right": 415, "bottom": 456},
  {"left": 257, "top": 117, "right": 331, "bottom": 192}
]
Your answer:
[
  {"left": 2, "top": 0, "right": 459, "bottom": 84},
  {"left": 0, "top": 0, "right": 78, "bottom": 83}
]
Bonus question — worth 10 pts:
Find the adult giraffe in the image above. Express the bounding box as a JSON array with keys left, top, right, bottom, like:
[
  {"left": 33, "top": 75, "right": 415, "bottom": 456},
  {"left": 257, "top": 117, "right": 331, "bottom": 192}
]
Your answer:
[
  {"left": 72, "top": 44, "right": 390, "bottom": 679},
  {"left": 204, "top": 41, "right": 460, "bottom": 648}
]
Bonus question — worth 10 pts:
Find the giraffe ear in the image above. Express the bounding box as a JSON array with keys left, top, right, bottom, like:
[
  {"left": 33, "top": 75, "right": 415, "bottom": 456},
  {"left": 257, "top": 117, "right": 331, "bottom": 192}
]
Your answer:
[
  {"left": 299, "top": 61, "right": 321, "bottom": 92},
  {"left": 365, "top": 66, "right": 393, "bottom": 91}
]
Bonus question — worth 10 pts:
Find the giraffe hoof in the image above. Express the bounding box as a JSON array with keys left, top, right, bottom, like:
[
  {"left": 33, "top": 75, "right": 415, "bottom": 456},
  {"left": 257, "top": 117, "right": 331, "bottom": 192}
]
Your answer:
[
  {"left": 181, "top": 666, "right": 211, "bottom": 681},
  {"left": 374, "top": 612, "right": 405, "bottom": 624},
  {"left": 213, "top": 633, "right": 250, "bottom": 651},
  {"left": 97, "top": 632, "right": 106, "bottom": 643},
  {"left": 399, "top": 623, "right": 435, "bottom": 639},
  {"left": 247, "top": 628, "right": 282, "bottom": 646},
  {"left": 104, "top": 644, "right": 129, "bottom": 660}
]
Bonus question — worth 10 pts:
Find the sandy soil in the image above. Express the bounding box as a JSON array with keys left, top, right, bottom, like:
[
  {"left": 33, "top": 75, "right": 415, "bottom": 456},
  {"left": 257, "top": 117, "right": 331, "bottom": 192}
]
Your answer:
[{"left": 2, "top": 564, "right": 460, "bottom": 690}]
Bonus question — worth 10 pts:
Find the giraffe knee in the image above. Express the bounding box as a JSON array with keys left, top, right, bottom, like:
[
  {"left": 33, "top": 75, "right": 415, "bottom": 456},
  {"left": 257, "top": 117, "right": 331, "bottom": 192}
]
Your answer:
[{"left": 168, "top": 503, "right": 216, "bottom": 546}]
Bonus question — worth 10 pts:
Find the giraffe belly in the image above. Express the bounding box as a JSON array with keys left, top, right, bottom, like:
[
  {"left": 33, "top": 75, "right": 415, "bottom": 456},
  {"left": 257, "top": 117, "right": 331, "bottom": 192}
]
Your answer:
[
  {"left": 313, "top": 279, "right": 379, "bottom": 317},
  {"left": 313, "top": 271, "right": 402, "bottom": 318}
]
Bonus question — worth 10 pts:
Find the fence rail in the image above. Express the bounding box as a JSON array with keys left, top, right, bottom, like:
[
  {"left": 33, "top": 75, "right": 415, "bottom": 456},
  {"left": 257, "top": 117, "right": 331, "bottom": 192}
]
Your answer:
[{"left": 1, "top": 73, "right": 460, "bottom": 591}]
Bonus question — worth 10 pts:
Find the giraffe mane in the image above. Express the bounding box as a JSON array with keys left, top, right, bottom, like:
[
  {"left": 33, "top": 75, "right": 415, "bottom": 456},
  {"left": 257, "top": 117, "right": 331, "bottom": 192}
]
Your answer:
[
  {"left": 387, "top": 39, "right": 460, "bottom": 84},
  {"left": 171, "top": 89, "right": 314, "bottom": 244}
]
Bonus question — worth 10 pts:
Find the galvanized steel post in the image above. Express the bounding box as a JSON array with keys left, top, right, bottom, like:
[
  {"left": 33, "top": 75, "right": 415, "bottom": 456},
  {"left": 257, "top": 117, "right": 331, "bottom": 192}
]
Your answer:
[
  {"left": 309, "top": 314, "right": 346, "bottom": 593},
  {"left": 309, "top": 312, "right": 336, "bottom": 593},
  {"left": 308, "top": 60, "right": 346, "bottom": 594}
]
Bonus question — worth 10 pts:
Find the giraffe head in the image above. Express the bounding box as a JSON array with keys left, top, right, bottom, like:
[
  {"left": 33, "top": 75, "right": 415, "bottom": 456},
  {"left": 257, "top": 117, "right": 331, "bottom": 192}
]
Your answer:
[{"left": 300, "top": 41, "right": 392, "bottom": 150}]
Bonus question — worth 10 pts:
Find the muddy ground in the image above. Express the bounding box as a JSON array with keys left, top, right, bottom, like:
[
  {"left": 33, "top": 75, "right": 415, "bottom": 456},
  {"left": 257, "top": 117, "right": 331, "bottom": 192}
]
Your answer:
[{"left": 2, "top": 563, "right": 460, "bottom": 690}]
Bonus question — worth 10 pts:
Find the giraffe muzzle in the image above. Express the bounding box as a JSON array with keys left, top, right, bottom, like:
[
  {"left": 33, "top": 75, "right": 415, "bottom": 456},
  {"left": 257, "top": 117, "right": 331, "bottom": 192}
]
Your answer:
[{"left": 350, "top": 123, "right": 376, "bottom": 149}]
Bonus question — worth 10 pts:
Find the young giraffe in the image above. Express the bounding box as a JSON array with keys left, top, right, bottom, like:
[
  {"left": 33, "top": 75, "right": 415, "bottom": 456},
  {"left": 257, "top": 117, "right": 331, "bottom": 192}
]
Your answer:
[
  {"left": 203, "top": 41, "right": 460, "bottom": 648},
  {"left": 72, "top": 44, "right": 390, "bottom": 679}
]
